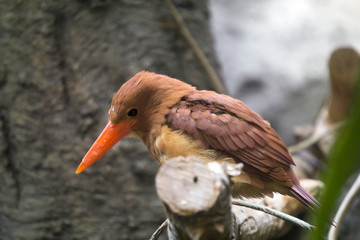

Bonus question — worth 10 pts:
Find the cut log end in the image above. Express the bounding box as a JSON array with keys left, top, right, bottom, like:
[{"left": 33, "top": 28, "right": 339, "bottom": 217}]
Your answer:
[
  {"left": 155, "top": 156, "right": 229, "bottom": 215},
  {"left": 156, "top": 156, "right": 234, "bottom": 240}
]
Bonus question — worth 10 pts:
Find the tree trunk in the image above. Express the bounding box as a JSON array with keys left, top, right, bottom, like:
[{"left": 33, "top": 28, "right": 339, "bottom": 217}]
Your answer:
[{"left": 0, "top": 0, "right": 219, "bottom": 239}]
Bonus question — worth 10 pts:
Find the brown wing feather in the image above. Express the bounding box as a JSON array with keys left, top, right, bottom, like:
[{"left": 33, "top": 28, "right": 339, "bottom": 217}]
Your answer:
[{"left": 166, "top": 91, "right": 295, "bottom": 187}]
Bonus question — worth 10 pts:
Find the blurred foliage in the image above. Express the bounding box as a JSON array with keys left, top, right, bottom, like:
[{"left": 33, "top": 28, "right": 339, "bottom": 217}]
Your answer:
[{"left": 308, "top": 66, "right": 360, "bottom": 239}]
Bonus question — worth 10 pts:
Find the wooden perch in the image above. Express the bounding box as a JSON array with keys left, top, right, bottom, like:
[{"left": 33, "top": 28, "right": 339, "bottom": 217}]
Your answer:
[
  {"left": 232, "top": 179, "right": 322, "bottom": 239},
  {"left": 155, "top": 156, "right": 237, "bottom": 240},
  {"left": 155, "top": 156, "right": 323, "bottom": 240}
]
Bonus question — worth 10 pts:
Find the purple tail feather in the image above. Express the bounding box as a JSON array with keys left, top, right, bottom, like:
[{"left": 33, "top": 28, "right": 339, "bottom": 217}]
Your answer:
[{"left": 290, "top": 184, "right": 320, "bottom": 211}]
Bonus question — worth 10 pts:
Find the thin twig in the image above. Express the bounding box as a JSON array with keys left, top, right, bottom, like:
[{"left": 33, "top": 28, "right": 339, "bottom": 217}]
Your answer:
[
  {"left": 289, "top": 121, "right": 344, "bottom": 153},
  {"left": 328, "top": 173, "right": 360, "bottom": 240},
  {"left": 164, "top": 0, "right": 226, "bottom": 94},
  {"left": 232, "top": 199, "right": 315, "bottom": 231},
  {"left": 149, "top": 219, "right": 168, "bottom": 240}
]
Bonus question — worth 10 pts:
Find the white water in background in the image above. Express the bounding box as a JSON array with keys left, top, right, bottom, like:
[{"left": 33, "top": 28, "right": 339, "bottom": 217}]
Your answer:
[{"left": 209, "top": 0, "right": 360, "bottom": 142}]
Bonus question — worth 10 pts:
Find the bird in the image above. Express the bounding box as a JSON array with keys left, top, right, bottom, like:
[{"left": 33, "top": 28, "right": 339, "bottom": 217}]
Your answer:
[{"left": 76, "top": 71, "right": 319, "bottom": 210}]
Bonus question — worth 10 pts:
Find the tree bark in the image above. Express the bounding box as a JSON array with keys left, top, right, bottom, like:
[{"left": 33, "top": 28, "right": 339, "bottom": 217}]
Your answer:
[
  {"left": 156, "top": 156, "right": 235, "bottom": 240},
  {"left": 0, "top": 0, "right": 219, "bottom": 239}
]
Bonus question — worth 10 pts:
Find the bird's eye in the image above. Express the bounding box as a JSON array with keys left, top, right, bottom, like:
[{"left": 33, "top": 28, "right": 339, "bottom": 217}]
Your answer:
[{"left": 127, "top": 108, "right": 138, "bottom": 117}]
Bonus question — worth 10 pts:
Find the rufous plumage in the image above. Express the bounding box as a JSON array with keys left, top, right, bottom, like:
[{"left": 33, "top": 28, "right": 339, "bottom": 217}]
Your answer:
[{"left": 76, "top": 71, "right": 319, "bottom": 210}]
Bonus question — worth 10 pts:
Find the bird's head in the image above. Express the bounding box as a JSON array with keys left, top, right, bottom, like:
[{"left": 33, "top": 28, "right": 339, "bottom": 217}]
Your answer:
[{"left": 75, "top": 71, "right": 195, "bottom": 173}]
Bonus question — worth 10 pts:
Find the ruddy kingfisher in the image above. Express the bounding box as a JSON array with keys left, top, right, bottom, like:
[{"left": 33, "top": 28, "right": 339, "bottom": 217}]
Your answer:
[{"left": 76, "top": 71, "right": 319, "bottom": 210}]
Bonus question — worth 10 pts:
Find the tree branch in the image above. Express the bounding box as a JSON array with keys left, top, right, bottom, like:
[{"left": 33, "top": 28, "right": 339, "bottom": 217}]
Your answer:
[
  {"left": 232, "top": 199, "right": 315, "bottom": 231},
  {"left": 154, "top": 157, "right": 323, "bottom": 239},
  {"left": 155, "top": 156, "right": 235, "bottom": 240},
  {"left": 150, "top": 219, "right": 168, "bottom": 240},
  {"left": 289, "top": 121, "right": 343, "bottom": 153},
  {"left": 164, "top": 0, "right": 226, "bottom": 94}
]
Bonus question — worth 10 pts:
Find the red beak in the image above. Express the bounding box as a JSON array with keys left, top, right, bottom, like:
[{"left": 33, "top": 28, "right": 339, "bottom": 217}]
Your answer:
[{"left": 75, "top": 120, "right": 136, "bottom": 174}]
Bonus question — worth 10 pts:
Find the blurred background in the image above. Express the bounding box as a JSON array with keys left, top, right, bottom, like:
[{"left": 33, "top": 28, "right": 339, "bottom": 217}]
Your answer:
[
  {"left": 0, "top": 0, "right": 359, "bottom": 239},
  {"left": 210, "top": 0, "right": 360, "bottom": 143}
]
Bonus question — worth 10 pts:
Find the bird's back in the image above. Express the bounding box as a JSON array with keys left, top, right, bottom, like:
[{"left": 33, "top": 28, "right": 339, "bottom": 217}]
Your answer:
[{"left": 159, "top": 90, "right": 319, "bottom": 209}]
